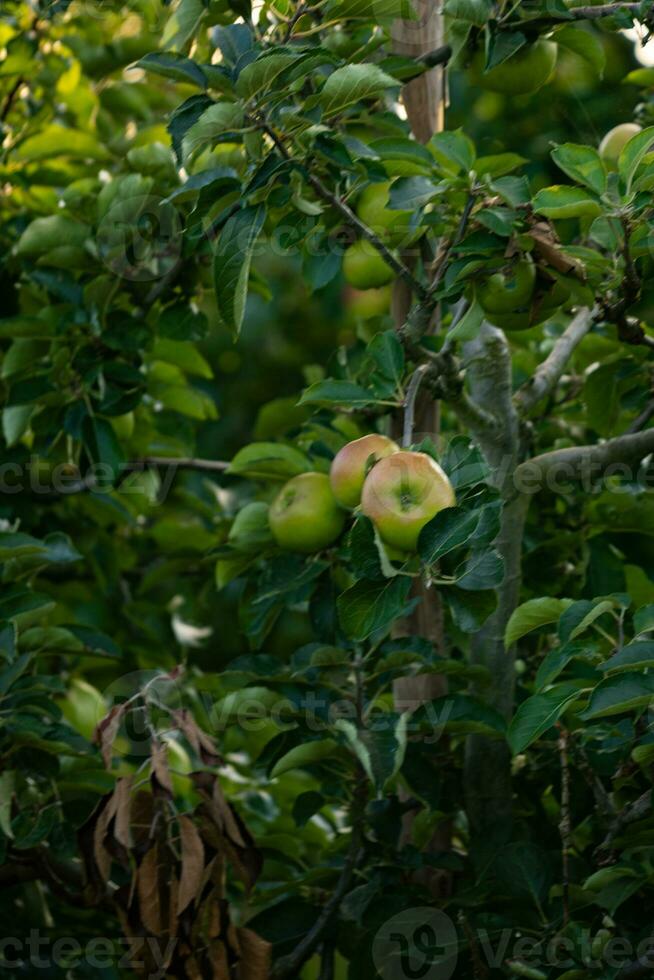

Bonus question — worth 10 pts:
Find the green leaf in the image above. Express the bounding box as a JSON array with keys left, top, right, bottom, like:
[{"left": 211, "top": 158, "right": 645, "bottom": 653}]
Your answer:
[
  {"left": 2, "top": 405, "right": 33, "bottom": 447},
  {"left": 505, "top": 597, "right": 573, "bottom": 647},
  {"left": 292, "top": 791, "right": 325, "bottom": 827},
  {"left": 319, "top": 64, "right": 397, "bottom": 117},
  {"left": 228, "top": 502, "right": 274, "bottom": 552},
  {"left": 152, "top": 339, "right": 213, "bottom": 378},
  {"left": 551, "top": 143, "right": 607, "bottom": 196},
  {"left": 82, "top": 416, "right": 125, "bottom": 480},
  {"left": 475, "top": 153, "right": 527, "bottom": 178},
  {"left": 335, "top": 714, "right": 407, "bottom": 791},
  {"left": 327, "top": 0, "right": 417, "bottom": 17},
  {"left": 583, "top": 673, "right": 654, "bottom": 719},
  {"left": 388, "top": 176, "right": 439, "bottom": 210},
  {"left": 337, "top": 576, "right": 413, "bottom": 641},
  {"left": 456, "top": 548, "right": 504, "bottom": 591},
  {"left": 228, "top": 442, "right": 311, "bottom": 480},
  {"left": 419, "top": 506, "right": 482, "bottom": 564},
  {"left": 445, "top": 299, "right": 484, "bottom": 342},
  {"left": 15, "top": 215, "right": 90, "bottom": 258},
  {"left": 271, "top": 739, "right": 340, "bottom": 778},
  {"left": 213, "top": 205, "right": 265, "bottom": 337},
  {"left": 555, "top": 25, "right": 605, "bottom": 77},
  {"left": 624, "top": 67, "right": 654, "bottom": 86},
  {"left": 446, "top": 588, "right": 497, "bottom": 633},
  {"left": 182, "top": 102, "right": 244, "bottom": 163},
  {"left": 494, "top": 843, "right": 550, "bottom": 913},
  {"left": 430, "top": 129, "right": 476, "bottom": 174},
  {"left": 532, "top": 186, "right": 602, "bottom": 219},
  {"left": 618, "top": 125, "right": 654, "bottom": 191},
  {"left": 137, "top": 51, "right": 207, "bottom": 88},
  {"left": 235, "top": 52, "right": 299, "bottom": 100},
  {"left": 508, "top": 683, "right": 584, "bottom": 753},
  {"left": 562, "top": 598, "right": 617, "bottom": 641},
  {"left": 443, "top": 0, "right": 492, "bottom": 26},
  {"left": 15, "top": 125, "right": 111, "bottom": 162},
  {"left": 535, "top": 641, "right": 597, "bottom": 690},
  {"left": 413, "top": 693, "right": 506, "bottom": 737},
  {"left": 600, "top": 641, "right": 654, "bottom": 674},
  {"left": 299, "top": 379, "right": 383, "bottom": 408},
  {"left": 635, "top": 604, "right": 654, "bottom": 635}
]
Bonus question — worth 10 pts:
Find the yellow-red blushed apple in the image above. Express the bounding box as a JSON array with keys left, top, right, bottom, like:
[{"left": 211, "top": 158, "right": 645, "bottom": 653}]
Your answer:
[
  {"left": 329, "top": 433, "right": 399, "bottom": 509},
  {"left": 361, "top": 451, "right": 455, "bottom": 552},
  {"left": 269, "top": 472, "right": 345, "bottom": 553}
]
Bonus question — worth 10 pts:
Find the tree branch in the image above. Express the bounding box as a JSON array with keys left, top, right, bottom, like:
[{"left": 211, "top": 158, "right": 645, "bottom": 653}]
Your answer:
[
  {"left": 500, "top": 3, "right": 646, "bottom": 29},
  {"left": 258, "top": 119, "right": 428, "bottom": 301},
  {"left": 514, "top": 307, "right": 594, "bottom": 414},
  {"left": 516, "top": 427, "right": 654, "bottom": 491},
  {"left": 403, "top": 363, "right": 430, "bottom": 446},
  {"left": 271, "top": 835, "right": 364, "bottom": 978},
  {"left": 126, "top": 456, "right": 230, "bottom": 474}
]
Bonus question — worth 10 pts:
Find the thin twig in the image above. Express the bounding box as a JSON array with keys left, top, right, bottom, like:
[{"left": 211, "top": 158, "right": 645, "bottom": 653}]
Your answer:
[
  {"left": 282, "top": 0, "right": 307, "bottom": 42},
  {"left": 627, "top": 399, "right": 654, "bottom": 434},
  {"left": 499, "top": 2, "right": 646, "bottom": 30},
  {"left": 126, "top": 456, "right": 230, "bottom": 474},
  {"left": 403, "top": 364, "right": 430, "bottom": 447},
  {"left": 558, "top": 726, "right": 571, "bottom": 927},
  {"left": 258, "top": 118, "right": 428, "bottom": 301},
  {"left": 596, "top": 789, "right": 652, "bottom": 857}
]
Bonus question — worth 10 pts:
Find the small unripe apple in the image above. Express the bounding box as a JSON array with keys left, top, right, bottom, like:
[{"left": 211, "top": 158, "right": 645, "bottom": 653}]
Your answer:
[
  {"left": 329, "top": 434, "right": 399, "bottom": 509},
  {"left": 61, "top": 678, "right": 106, "bottom": 740},
  {"left": 346, "top": 285, "right": 392, "bottom": 319},
  {"left": 343, "top": 240, "right": 394, "bottom": 289},
  {"left": 477, "top": 257, "right": 536, "bottom": 315},
  {"left": 269, "top": 472, "right": 346, "bottom": 553},
  {"left": 471, "top": 40, "right": 557, "bottom": 96},
  {"left": 109, "top": 411, "right": 135, "bottom": 441},
  {"left": 599, "top": 123, "right": 642, "bottom": 169},
  {"left": 356, "top": 182, "right": 418, "bottom": 247},
  {"left": 361, "top": 451, "right": 455, "bottom": 552}
]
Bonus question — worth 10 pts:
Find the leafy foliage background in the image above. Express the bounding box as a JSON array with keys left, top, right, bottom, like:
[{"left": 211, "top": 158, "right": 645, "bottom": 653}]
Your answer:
[{"left": 1, "top": 0, "right": 654, "bottom": 978}]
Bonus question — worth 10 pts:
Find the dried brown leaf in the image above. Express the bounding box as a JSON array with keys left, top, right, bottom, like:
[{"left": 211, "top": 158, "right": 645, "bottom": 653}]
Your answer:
[
  {"left": 237, "top": 928, "right": 272, "bottom": 980},
  {"left": 172, "top": 709, "right": 222, "bottom": 766},
  {"left": 177, "top": 815, "right": 205, "bottom": 916},
  {"left": 150, "top": 739, "right": 173, "bottom": 798},
  {"left": 138, "top": 844, "right": 163, "bottom": 935},
  {"left": 94, "top": 704, "right": 125, "bottom": 769}
]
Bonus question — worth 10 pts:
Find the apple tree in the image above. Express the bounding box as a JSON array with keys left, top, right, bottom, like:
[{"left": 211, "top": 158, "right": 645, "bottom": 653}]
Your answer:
[{"left": 2, "top": 0, "right": 654, "bottom": 977}]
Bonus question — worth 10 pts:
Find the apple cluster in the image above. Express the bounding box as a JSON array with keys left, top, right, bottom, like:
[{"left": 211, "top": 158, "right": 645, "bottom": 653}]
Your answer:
[{"left": 268, "top": 434, "right": 455, "bottom": 556}]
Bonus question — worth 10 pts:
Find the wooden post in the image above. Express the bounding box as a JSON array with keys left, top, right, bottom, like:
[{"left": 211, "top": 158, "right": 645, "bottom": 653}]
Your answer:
[{"left": 391, "top": 1, "right": 450, "bottom": 888}]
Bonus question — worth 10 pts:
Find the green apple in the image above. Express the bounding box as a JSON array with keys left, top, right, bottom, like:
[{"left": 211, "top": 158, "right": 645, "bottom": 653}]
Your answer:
[
  {"left": 109, "top": 411, "right": 135, "bottom": 441},
  {"left": 346, "top": 285, "right": 392, "bottom": 319},
  {"left": 361, "top": 451, "right": 455, "bottom": 552},
  {"left": 329, "top": 434, "right": 399, "bottom": 509},
  {"left": 599, "top": 123, "right": 642, "bottom": 169},
  {"left": 477, "top": 257, "right": 536, "bottom": 315},
  {"left": 472, "top": 40, "right": 557, "bottom": 96},
  {"left": 269, "top": 472, "right": 346, "bottom": 553},
  {"left": 164, "top": 737, "right": 194, "bottom": 798},
  {"left": 61, "top": 678, "right": 106, "bottom": 740},
  {"left": 343, "top": 240, "right": 394, "bottom": 289},
  {"left": 356, "top": 182, "right": 418, "bottom": 247}
]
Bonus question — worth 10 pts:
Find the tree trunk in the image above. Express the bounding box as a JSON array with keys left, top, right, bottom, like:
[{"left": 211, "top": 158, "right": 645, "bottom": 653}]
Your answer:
[
  {"left": 461, "top": 322, "right": 527, "bottom": 850},
  {"left": 391, "top": 1, "right": 449, "bottom": 884}
]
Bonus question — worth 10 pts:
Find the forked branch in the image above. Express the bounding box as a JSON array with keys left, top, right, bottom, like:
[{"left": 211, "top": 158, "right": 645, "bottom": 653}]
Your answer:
[{"left": 514, "top": 307, "right": 594, "bottom": 414}]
